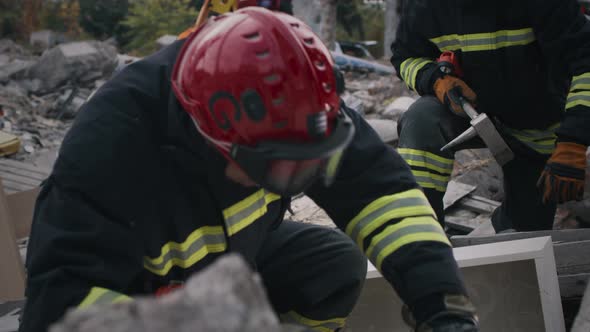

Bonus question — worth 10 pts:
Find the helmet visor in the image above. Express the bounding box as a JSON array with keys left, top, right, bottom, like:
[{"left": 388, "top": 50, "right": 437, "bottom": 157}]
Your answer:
[{"left": 231, "top": 109, "right": 354, "bottom": 196}]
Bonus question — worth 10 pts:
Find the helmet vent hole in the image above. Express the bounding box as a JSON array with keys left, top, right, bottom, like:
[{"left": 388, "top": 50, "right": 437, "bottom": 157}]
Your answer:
[
  {"left": 256, "top": 50, "right": 270, "bottom": 59},
  {"left": 264, "top": 74, "right": 280, "bottom": 84},
  {"left": 272, "top": 96, "right": 285, "bottom": 106},
  {"left": 303, "top": 38, "right": 314, "bottom": 45},
  {"left": 315, "top": 60, "right": 326, "bottom": 70},
  {"left": 290, "top": 23, "right": 300, "bottom": 28},
  {"left": 322, "top": 82, "right": 332, "bottom": 93},
  {"left": 243, "top": 32, "right": 261, "bottom": 41}
]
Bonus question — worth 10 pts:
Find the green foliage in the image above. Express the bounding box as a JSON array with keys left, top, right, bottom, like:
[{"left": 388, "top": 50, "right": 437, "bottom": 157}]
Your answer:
[
  {"left": 79, "top": 0, "right": 129, "bottom": 43},
  {"left": 123, "top": 0, "right": 197, "bottom": 55},
  {"left": 0, "top": 0, "right": 21, "bottom": 38}
]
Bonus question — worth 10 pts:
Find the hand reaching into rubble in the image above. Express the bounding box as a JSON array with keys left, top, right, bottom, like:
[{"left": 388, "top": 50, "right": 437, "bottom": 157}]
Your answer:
[{"left": 537, "top": 142, "right": 587, "bottom": 204}]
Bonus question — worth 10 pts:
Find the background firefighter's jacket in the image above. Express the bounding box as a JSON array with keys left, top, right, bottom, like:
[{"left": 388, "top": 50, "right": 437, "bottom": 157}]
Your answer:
[
  {"left": 19, "top": 41, "right": 464, "bottom": 331},
  {"left": 391, "top": 0, "right": 590, "bottom": 146}
]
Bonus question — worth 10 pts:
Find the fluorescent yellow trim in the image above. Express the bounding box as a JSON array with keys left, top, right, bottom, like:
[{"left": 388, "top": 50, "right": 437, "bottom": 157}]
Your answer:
[
  {"left": 283, "top": 311, "right": 346, "bottom": 329},
  {"left": 411, "top": 170, "right": 450, "bottom": 182},
  {"left": 429, "top": 28, "right": 535, "bottom": 52},
  {"left": 398, "top": 148, "right": 454, "bottom": 165},
  {"left": 78, "top": 288, "right": 109, "bottom": 309},
  {"left": 145, "top": 226, "right": 225, "bottom": 265},
  {"left": 144, "top": 243, "right": 227, "bottom": 276},
  {"left": 417, "top": 181, "right": 447, "bottom": 192},
  {"left": 345, "top": 189, "right": 427, "bottom": 236},
  {"left": 226, "top": 192, "right": 281, "bottom": 235},
  {"left": 365, "top": 216, "right": 443, "bottom": 259},
  {"left": 223, "top": 189, "right": 267, "bottom": 219},
  {"left": 375, "top": 233, "right": 451, "bottom": 270},
  {"left": 404, "top": 159, "right": 453, "bottom": 175}
]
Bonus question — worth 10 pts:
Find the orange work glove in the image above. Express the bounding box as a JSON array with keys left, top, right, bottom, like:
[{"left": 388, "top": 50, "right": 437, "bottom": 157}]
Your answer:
[
  {"left": 433, "top": 76, "right": 477, "bottom": 117},
  {"left": 537, "top": 142, "right": 587, "bottom": 204}
]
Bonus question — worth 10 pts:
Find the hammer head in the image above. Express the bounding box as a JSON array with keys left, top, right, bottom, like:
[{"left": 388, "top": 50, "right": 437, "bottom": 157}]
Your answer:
[{"left": 470, "top": 114, "right": 514, "bottom": 166}]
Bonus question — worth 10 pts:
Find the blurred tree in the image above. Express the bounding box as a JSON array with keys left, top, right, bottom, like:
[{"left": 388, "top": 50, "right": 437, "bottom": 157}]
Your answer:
[
  {"left": 40, "top": 0, "right": 82, "bottom": 36},
  {"left": 337, "top": 0, "right": 364, "bottom": 40},
  {"left": 79, "top": 0, "right": 129, "bottom": 43},
  {"left": 123, "top": 0, "right": 197, "bottom": 55},
  {"left": 319, "top": 0, "right": 337, "bottom": 49},
  {"left": 0, "top": 0, "right": 22, "bottom": 38},
  {"left": 22, "top": 0, "right": 43, "bottom": 37}
]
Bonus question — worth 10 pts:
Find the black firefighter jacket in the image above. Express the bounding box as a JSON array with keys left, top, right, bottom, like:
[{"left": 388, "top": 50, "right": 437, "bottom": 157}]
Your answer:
[
  {"left": 20, "top": 40, "right": 463, "bottom": 331},
  {"left": 391, "top": 0, "right": 590, "bottom": 146}
]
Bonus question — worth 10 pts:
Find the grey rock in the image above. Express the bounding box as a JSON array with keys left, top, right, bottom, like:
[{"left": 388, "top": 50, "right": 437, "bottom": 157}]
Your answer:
[
  {"left": 0, "top": 60, "right": 36, "bottom": 83},
  {"left": 453, "top": 149, "right": 504, "bottom": 201},
  {"left": 50, "top": 254, "right": 310, "bottom": 332},
  {"left": 29, "top": 30, "right": 59, "bottom": 51},
  {"left": 28, "top": 41, "right": 118, "bottom": 92},
  {"left": 381, "top": 96, "right": 416, "bottom": 121},
  {"left": 366, "top": 118, "right": 398, "bottom": 145},
  {"left": 0, "top": 39, "right": 29, "bottom": 57}
]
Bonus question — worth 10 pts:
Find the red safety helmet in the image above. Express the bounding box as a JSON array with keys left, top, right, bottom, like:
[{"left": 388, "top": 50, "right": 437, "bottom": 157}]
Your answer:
[{"left": 171, "top": 8, "right": 354, "bottom": 196}]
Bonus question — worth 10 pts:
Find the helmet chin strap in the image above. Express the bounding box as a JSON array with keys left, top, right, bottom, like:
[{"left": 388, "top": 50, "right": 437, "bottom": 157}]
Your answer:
[{"left": 190, "top": 117, "right": 232, "bottom": 153}]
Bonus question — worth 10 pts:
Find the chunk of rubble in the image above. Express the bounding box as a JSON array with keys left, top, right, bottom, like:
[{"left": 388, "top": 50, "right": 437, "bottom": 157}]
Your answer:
[
  {"left": 27, "top": 41, "right": 118, "bottom": 93},
  {"left": 366, "top": 118, "right": 398, "bottom": 145},
  {"left": 156, "top": 35, "right": 177, "bottom": 49},
  {"left": 29, "top": 30, "right": 61, "bottom": 52},
  {"left": 50, "top": 254, "right": 310, "bottom": 332},
  {"left": 381, "top": 96, "right": 416, "bottom": 121}
]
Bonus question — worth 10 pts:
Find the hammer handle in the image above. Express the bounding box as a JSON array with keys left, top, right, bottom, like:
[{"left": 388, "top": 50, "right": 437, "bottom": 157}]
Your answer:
[{"left": 461, "top": 99, "right": 479, "bottom": 119}]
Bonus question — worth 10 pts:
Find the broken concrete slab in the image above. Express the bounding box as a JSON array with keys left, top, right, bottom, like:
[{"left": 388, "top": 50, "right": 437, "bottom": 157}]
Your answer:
[
  {"left": 29, "top": 30, "right": 59, "bottom": 51},
  {"left": 454, "top": 149, "right": 504, "bottom": 201},
  {"left": 349, "top": 237, "right": 565, "bottom": 332},
  {"left": 381, "top": 96, "right": 416, "bottom": 121},
  {"left": 572, "top": 282, "right": 590, "bottom": 332},
  {"left": 27, "top": 41, "right": 118, "bottom": 93},
  {"left": 50, "top": 254, "right": 310, "bottom": 332},
  {"left": 365, "top": 118, "right": 398, "bottom": 145},
  {"left": 0, "top": 60, "right": 36, "bottom": 83}
]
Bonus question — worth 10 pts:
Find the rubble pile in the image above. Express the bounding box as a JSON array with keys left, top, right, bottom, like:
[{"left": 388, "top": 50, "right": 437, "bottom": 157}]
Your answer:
[
  {"left": 0, "top": 38, "right": 118, "bottom": 163},
  {"left": 51, "top": 255, "right": 309, "bottom": 332}
]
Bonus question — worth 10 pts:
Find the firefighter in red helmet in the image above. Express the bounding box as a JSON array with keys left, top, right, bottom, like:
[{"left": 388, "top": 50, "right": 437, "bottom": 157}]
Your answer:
[{"left": 19, "top": 8, "right": 477, "bottom": 332}]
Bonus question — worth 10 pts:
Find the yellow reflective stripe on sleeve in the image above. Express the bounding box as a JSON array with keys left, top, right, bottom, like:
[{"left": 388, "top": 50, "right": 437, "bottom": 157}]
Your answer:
[
  {"left": 143, "top": 226, "right": 227, "bottom": 276},
  {"left": 398, "top": 148, "right": 454, "bottom": 175},
  {"left": 345, "top": 189, "right": 435, "bottom": 249},
  {"left": 366, "top": 216, "right": 450, "bottom": 270},
  {"left": 400, "top": 58, "right": 433, "bottom": 91},
  {"left": 280, "top": 311, "right": 346, "bottom": 332},
  {"left": 223, "top": 189, "right": 281, "bottom": 236},
  {"left": 78, "top": 287, "right": 132, "bottom": 309},
  {"left": 503, "top": 124, "right": 558, "bottom": 155},
  {"left": 566, "top": 91, "right": 590, "bottom": 109},
  {"left": 411, "top": 170, "right": 451, "bottom": 193},
  {"left": 429, "top": 28, "right": 535, "bottom": 52},
  {"left": 571, "top": 73, "right": 590, "bottom": 91}
]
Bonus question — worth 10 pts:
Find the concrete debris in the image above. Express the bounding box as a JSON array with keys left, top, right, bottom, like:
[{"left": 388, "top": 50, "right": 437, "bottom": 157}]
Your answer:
[
  {"left": 381, "top": 96, "right": 416, "bottom": 121},
  {"left": 572, "top": 282, "right": 590, "bottom": 332},
  {"left": 28, "top": 41, "right": 118, "bottom": 93},
  {"left": 29, "top": 30, "right": 63, "bottom": 52},
  {"left": 50, "top": 254, "right": 310, "bottom": 332},
  {"left": 365, "top": 118, "right": 398, "bottom": 145}
]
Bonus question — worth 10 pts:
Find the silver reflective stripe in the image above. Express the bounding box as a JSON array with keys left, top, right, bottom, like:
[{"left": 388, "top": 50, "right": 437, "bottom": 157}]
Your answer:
[
  {"left": 348, "top": 197, "right": 428, "bottom": 243},
  {"left": 398, "top": 152, "right": 453, "bottom": 174},
  {"left": 368, "top": 224, "right": 445, "bottom": 264},
  {"left": 430, "top": 28, "right": 535, "bottom": 52},
  {"left": 224, "top": 192, "right": 268, "bottom": 235},
  {"left": 412, "top": 173, "right": 449, "bottom": 192},
  {"left": 143, "top": 232, "right": 226, "bottom": 272}
]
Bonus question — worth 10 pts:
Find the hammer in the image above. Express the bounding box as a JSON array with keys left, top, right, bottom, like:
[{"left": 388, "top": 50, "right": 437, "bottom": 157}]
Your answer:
[
  {"left": 435, "top": 51, "right": 514, "bottom": 166},
  {"left": 440, "top": 92, "right": 514, "bottom": 166}
]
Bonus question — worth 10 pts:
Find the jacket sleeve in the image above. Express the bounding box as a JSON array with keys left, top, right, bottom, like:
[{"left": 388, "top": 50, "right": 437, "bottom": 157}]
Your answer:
[
  {"left": 18, "top": 56, "right": 169, "bottom": 331},
  {"left": 306, "top": 105, "right": 466, "bottom": 318},
  {"left": 533, "top": 0, "right": 590, "bottom": 145},
  {"left": 390, "top": 0, "right": 442, "bottom": 95}
]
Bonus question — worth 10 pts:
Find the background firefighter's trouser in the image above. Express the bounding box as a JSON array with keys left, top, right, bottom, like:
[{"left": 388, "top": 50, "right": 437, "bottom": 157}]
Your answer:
[
  {"left": 256, "top": 220, "right": 367, "bottom": 331},
  {"left": 397, "top": 96, "right": 558, "bottom": 232}
]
